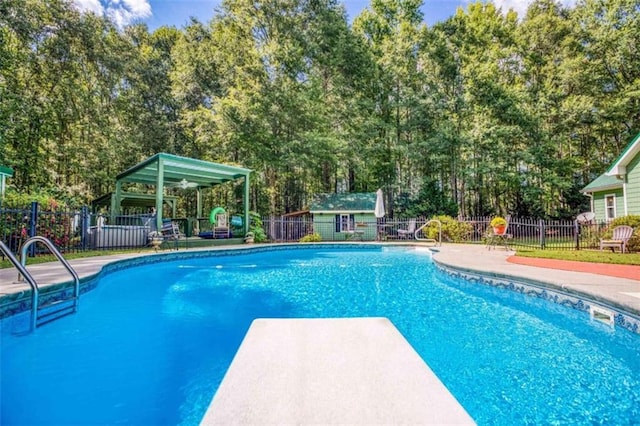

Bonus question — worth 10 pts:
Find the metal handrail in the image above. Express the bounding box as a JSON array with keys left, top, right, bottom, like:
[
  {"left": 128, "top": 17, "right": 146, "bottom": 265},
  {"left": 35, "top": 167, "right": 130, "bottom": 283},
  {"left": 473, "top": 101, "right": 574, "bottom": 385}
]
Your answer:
[
  {"left": 0, "top": 240, "right": 40, "bottom": 331},
  {"left": 415, "top": 219, "right": 442, "bottom": 246},
  {"left": 21, "top": 236, "right": 81, "bottom": 330}
]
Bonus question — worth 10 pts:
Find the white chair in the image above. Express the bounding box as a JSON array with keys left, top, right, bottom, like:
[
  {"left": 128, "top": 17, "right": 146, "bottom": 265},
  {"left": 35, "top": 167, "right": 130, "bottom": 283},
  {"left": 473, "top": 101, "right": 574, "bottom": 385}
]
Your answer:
[
  {"left": 397, "top": 219, "right": 416, "bottom": 239},
  {"left": 214, "top": 213, "right": 230, "bottom": 238},
  {"left": 600, "top": 225, "right": 634, "bottom": 253}
]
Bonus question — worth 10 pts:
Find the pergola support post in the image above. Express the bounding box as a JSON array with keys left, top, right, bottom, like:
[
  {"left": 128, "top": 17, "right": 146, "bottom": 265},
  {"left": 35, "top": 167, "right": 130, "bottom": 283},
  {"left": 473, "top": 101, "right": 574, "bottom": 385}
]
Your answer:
[
  {"left": 112, "top": 181, "right": 122, "bottom": 221},
  {"left": 156, "top": 158, "right": 165, "bottom": 231},
  {"left": 244, "top": 174, "right": 250, "bottom": 234}
]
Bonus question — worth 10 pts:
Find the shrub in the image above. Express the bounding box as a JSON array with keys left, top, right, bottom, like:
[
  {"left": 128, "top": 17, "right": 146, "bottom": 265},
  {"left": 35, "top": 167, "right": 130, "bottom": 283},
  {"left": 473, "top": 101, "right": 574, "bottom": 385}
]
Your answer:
[
  {"left": 424, "top": 215, "right": 473, "bottom": 242},
  {"left": 248, "top": 212, "right": 267, "bottom": 243},
  {"left": 3, "top": 189, "right": 68, "bottom": 210},
  {"left": 299, "top": 233, "right": 321, "bottom": 243}
]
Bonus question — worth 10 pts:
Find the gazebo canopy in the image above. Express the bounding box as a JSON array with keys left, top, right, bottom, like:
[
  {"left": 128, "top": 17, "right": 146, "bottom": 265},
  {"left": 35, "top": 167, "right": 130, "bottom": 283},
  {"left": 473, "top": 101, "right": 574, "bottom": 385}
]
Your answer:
[
  {"left": 111, "top": 153, "right": 252, "bottom": 233},
  {"left": 116, "top": 153, "right": 251, "bottom": 188}
]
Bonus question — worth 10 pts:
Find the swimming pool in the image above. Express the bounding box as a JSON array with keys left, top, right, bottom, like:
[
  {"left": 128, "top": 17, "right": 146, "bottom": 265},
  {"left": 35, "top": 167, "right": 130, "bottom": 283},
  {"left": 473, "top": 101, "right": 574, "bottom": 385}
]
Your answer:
[{"left": 2, "top": 246, "right": 639, "bottom": 424}]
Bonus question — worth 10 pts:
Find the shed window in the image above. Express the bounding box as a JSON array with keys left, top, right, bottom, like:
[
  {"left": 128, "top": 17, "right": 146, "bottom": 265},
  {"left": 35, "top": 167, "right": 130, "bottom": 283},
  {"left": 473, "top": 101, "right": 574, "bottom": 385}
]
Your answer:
[
  {"left": 605, "top": 195, "right": 616, "bottom": 221},
  {"left": 336, "top": 214, "right": 354, "bottom": 232}
]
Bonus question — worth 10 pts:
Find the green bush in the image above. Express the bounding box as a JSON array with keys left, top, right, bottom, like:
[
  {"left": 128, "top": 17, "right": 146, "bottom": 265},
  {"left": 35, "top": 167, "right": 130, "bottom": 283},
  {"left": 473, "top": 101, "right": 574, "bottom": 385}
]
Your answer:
[
  {"left": 299, "top": 232, "right": 321, "bottom": 243},
  {"left": 3, "top": 189, "right": 68, "bottom": 210},
  {"left": 248, "top": 212, "right": 268, "bottom": 243},
  {"left": 608, "top": 215, "right": 640, "bottom": 252},
  {"left": 424, "top": 215, "right": 473, "bottom": 243}
]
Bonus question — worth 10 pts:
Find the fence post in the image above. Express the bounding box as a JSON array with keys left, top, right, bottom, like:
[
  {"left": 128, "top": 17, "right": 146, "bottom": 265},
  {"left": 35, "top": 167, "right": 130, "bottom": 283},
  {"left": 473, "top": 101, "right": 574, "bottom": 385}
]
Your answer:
[
  {"left": 80, "top": 206, "right": 89, "bottom": 250},
  {"left": 539, "top": 219, "right": 546, "bottom": 249},
  {"left": 28, "top": 201, "right": 38, "bottom": 257},
  {"left": 574, "top": 220, "right": 580, "bottom": 251}
]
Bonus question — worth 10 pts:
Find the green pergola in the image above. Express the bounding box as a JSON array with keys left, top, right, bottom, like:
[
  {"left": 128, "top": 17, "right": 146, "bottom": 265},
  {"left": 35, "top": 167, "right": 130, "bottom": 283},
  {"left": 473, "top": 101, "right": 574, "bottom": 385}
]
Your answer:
[{"left": 113, "top": 153, "right": 252, "bottom": 233}]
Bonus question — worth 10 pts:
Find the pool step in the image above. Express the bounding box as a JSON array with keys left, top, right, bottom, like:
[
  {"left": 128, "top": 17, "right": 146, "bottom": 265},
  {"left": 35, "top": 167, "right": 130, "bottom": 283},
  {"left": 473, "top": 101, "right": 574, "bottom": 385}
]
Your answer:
[{"left": 37, "top": 298, "right": 78, "bottom": 327}]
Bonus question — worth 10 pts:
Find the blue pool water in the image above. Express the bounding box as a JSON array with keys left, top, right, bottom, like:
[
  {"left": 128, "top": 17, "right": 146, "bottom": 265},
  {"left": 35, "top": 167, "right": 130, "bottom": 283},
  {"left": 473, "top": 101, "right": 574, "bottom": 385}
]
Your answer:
[{"left": 2, "top": 246, "right": 640, "bottom": 425}]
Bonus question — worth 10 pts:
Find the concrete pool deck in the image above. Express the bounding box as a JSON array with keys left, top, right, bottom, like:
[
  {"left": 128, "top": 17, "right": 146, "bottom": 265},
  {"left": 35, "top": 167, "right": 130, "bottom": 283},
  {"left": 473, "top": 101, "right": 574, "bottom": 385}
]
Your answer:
[{"left": 1, "top": 243, "right": 639, "bottom": 424}]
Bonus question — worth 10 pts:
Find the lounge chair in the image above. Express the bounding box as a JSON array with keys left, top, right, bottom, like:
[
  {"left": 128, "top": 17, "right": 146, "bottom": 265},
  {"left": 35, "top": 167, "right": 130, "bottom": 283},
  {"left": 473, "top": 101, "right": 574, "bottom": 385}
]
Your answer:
[
  {"left": 397, "top": 219, "right": 416, "bottom": 239},
  {"left": 214, "top": 213, "right": 231, "bottom": 238},
  {"left": 600, "top": 225, "right": 634, "bottom": 253}
]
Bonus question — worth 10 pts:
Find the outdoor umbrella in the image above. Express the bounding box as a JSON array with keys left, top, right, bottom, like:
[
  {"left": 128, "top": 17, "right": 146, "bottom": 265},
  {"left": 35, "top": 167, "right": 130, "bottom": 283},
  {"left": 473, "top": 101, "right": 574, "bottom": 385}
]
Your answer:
[{"left": 375, "top": 189, "right": 385, "bottom": 218}]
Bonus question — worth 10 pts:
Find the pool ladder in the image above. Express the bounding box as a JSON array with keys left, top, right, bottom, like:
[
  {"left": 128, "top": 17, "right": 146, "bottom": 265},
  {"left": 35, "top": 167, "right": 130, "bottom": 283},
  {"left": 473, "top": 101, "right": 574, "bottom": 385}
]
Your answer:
[
  {"left": 414, "top": 219, "right": 442, "bottom": 245},
  {"left": 0, "top": 236, "right": 80, "bottom": 332}
]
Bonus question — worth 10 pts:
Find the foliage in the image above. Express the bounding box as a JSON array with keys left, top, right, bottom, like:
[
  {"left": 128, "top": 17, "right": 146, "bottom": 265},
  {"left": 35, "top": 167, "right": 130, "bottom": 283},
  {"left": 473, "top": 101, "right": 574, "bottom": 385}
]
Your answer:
[
  {"left": 248, "top": 211, "right": 267, "bottom": 243},
  {"left": 490, "top": 216, "right": 507, "bottom": 227},
  {"left": 299, "top": 232, "right": 322, "bottom": 243},
  {"left": 393, "top": 180, "right": 458, "bottom": 218},
  {"left": 2, "top": 0, "right": 640, "bottom": 219},
  {"left": 424, "top": 215, "right": 473, "bottom": 242},
  {"left": 3, "top": 189, "right": 71, "bottom": 209}
]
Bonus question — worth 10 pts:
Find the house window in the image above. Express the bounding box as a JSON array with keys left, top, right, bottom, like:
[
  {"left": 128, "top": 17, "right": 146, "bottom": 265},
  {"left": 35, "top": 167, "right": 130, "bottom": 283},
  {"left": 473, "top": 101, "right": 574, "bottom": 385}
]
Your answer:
[{"left": 605, "top": 195, "right": 616, "bottom": 221}]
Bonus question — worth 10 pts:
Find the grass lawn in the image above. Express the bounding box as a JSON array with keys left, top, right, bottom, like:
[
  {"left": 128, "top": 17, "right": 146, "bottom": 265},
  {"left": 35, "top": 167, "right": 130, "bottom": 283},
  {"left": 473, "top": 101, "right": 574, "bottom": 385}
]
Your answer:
[{"left": 515, "top": 248, "right": 640, "bottom": 266}]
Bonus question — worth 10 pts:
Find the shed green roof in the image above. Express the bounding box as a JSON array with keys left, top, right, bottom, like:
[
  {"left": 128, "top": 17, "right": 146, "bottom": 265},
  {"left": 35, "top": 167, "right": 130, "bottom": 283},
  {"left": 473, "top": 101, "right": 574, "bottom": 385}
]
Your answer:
[
  {"left": 581, "top": 173, "right": 623, "bottom": 193},
  {"left": 310, "top": 193, "right": 376, "bottom": 213}
]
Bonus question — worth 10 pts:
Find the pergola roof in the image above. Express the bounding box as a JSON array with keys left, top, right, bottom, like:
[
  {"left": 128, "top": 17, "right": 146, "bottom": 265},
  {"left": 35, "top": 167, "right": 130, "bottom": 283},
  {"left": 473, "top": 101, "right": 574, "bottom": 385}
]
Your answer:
[
  {"left": 109, "top": 153, "right": 252, "bottom": 234},
  {"left": 117, "top": 153, "right": 251, "bottom": 188}
]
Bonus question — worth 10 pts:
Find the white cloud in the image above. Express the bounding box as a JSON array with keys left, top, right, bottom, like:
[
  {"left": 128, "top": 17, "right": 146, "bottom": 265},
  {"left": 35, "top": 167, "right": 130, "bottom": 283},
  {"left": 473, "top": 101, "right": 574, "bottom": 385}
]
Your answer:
[
  {"left": 492, "top": 0, "right": 578, "bottom": 18},
  {"left": 72, "top": 0, "right": 104, "bottom": 14},
  {"left": 72, "top": 0, "right": 152, "bottom": 28}
]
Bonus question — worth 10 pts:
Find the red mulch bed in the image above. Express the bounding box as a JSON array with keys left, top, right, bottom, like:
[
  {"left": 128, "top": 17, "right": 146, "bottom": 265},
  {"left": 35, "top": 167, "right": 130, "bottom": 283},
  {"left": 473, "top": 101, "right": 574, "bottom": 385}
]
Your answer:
[{"left": 508, "top": 256, "right": 640, "bottom": 281}]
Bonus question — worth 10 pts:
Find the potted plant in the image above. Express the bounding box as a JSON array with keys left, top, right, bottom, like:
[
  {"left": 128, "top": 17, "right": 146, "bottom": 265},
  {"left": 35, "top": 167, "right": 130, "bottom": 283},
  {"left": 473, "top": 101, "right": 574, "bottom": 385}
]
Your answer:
[
  {"left": 490, "top": 216, "right": 508, "bottom": 235},
  {"left": 147, "top": 231, "right": 163, "bottom": 250}
]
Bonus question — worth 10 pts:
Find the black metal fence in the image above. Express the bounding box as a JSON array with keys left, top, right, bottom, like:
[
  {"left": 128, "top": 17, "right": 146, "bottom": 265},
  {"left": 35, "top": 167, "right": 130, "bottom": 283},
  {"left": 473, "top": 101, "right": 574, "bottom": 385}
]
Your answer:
[
  {"left": 1, "top": 202, "right": 173, "bottom": 256},
  {"left": 0, "top": 203, "right": 617, "bottom": 257},
  {"left": 260, "top": 215, "right": 612, "bottom": 251},
  {"left": 456, "top": 216, "right": 608, "bottom": 250}
]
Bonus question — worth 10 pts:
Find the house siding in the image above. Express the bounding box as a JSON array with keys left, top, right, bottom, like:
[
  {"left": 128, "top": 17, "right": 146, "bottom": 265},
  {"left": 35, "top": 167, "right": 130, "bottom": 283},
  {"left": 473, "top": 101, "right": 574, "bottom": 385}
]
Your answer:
[
  {"left": 593, "top": 188, "right": 624, "bottom": 222},
  {"left": 626, "top": 152, "right": 640, "bottom": 216}
]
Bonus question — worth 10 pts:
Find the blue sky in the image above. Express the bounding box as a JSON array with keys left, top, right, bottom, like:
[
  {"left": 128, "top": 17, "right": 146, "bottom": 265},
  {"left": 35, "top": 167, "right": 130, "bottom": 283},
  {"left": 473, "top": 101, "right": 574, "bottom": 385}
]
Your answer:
[
  {"left": 72, "top": 0, "right": 534, "bottom": 31},
  {"left": 142, "top": 0, "right": 469, "bottom": 30}
]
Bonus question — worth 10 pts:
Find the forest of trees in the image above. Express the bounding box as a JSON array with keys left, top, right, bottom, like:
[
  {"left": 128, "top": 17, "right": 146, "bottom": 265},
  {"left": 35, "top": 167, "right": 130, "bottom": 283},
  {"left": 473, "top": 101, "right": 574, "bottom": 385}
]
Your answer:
[{"left": 1, "top": 0, "right": 639, "bottom": 219}]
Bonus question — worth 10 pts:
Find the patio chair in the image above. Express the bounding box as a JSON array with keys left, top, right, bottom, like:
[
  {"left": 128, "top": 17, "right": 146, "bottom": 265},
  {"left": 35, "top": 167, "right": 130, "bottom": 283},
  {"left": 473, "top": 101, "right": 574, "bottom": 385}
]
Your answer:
[
  {"left": 397, "top": 219, "right": 416, "bottom": 239},
  {"left": 600, "top": 225, "right": 634, "bottom": 253},
  {"left": 214, "top": 213, "right": 231, "bottom": 238},
  {"left": 160, "top": 220, "right": 183, "bottom": 250}
]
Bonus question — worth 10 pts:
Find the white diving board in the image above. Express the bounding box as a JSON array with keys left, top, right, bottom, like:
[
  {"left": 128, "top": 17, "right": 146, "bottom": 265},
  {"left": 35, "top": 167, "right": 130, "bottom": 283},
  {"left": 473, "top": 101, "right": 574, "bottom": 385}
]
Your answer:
[{"left": 202, "top": 317, "right": 474, "bottom": 425}]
